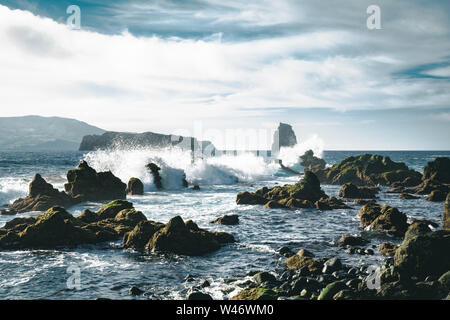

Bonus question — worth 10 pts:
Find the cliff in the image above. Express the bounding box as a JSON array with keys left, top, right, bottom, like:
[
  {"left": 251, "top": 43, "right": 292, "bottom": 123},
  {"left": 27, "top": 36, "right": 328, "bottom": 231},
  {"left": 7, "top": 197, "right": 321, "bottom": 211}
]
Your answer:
[{"left": 79, "top": 131, "right": 215, "bottom": 155}]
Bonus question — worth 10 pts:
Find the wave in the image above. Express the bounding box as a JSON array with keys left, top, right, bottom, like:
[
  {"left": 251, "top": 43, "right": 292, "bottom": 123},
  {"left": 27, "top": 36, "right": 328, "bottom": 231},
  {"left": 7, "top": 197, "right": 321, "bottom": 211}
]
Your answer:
[
  {"left": 82, "top": 147, "right": 282, "bottom": 189},
  {"left": 278, "top": 134, "right": 325, "bottom": 168},
  {"left": 0, "top": 177, "right": 29, "bottom": 205}
]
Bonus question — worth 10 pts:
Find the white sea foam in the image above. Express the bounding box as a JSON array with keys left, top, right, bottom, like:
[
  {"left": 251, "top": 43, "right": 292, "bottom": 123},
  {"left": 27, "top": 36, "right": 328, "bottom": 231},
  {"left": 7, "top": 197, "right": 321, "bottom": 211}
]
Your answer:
[
  {"left": 0, "top": 177, "right": 29, "bottom": 205},
  {"left": 82, "top": 147, "right": 281, "bottom": 189},
  {"left": 278, "top": 134, "right": 325, "bottom": 167}
]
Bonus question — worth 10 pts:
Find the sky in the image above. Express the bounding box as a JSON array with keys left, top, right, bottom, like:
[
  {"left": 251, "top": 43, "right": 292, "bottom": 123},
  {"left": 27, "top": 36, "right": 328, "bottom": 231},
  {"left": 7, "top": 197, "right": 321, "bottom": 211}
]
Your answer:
[{"left": 0, "top": 0, "right": 449, "bottom": 150}]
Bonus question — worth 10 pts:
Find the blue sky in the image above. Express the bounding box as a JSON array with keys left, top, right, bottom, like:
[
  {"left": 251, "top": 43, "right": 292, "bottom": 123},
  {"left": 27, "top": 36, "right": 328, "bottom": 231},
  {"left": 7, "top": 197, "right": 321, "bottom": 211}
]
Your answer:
[{"left": 0, "top": 0, "right": 449, "bottom": 149}]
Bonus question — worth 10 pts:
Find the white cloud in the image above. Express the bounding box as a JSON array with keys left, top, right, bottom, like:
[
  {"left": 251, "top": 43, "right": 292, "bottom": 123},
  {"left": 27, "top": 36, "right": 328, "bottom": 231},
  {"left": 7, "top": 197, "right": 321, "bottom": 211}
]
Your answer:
[
  {"left": 0, "top": 3, "right": 449, "bottom": 147},
  {"left": 423, "top": 66, "right": 450, "bottom": 78}
]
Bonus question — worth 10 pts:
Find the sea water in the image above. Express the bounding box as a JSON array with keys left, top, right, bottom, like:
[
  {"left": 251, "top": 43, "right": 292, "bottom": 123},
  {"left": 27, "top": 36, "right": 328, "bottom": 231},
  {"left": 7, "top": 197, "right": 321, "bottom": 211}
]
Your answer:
[{"left": 0, "top": 149, "right": 448, "bottom": 299}]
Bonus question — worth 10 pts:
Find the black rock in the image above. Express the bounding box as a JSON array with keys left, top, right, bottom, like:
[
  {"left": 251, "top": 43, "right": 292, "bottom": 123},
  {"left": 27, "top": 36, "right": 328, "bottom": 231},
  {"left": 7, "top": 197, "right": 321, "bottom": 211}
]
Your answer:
[{"left": 129, "top": 286, "right": 144, "bottom": 296}]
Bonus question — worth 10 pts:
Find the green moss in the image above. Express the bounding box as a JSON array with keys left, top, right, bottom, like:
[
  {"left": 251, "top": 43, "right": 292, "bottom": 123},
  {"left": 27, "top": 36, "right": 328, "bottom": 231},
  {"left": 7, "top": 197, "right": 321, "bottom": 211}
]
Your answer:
[
  {"left": 318, "top": 281, "right": 347, "bottom": 300},
  {"left": 231, "top": 288, "right": 280, "bottom": 300}
]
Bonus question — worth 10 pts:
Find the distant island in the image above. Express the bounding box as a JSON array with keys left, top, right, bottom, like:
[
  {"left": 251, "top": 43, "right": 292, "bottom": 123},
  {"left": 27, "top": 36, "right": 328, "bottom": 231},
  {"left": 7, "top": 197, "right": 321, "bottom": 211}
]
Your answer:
[{"left": 0, "top": 116, "right": 105, "bottom": 151}]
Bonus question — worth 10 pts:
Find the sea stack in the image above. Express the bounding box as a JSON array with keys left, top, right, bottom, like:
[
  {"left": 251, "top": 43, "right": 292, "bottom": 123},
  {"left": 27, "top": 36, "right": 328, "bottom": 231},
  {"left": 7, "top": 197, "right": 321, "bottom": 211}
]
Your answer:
[{"left": 271, "top": 123, "right": 297, "bottom": 157}]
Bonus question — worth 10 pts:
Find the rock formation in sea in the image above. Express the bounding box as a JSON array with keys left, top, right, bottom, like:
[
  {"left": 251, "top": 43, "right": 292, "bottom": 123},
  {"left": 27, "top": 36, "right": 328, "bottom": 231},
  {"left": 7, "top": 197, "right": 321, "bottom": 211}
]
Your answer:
[
  {"left": 358, "top": 202, "right": 408, "bottom": 237},
  {"left": 6, "top": 174, "right": 75, "bottom": 214},
  {"left": 79, "top": 131, "right": 216, "bottom": 155},
  {"left": 338, "top": 183, "right": 378, "bottom": 199},
  {"left": 443, "top": 193, "right": 450, "bottom": 230},
  {"left": 311, "top": 154, "right": 422, "bottom": 187},
  {"left": 299, "top": 150, "right": 326, "bottom": 171},
  {"left": 123, "top": 215, "right": 235, "bottom": 256},
  {"left": 0, "top": 201, "right": 234, "bottom": 256},
  {"left": 126, "top": 178, "right": 144, "bottom": 195},
  {"left": 236, "top": 171, "right": 349, "bottom": 210},
  {"left": 64, "top": 161, "right": 127, "bottom": 202},
  {"left": 271, "top": 123, "right": 297, "bottom": 156}
]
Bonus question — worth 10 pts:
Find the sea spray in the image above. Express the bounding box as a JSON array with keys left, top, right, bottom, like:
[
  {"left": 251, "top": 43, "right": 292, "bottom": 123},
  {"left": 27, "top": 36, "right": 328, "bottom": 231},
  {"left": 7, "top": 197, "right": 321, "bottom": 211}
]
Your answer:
[
  {"left": 83, "top": 147, "right": 279, "bottom": 189},
  {"left": 278, "top": 134, "right": 325, "bottom": 167},
  {"left": 0, "top": 177, "right": 29, "bottom": 205}
]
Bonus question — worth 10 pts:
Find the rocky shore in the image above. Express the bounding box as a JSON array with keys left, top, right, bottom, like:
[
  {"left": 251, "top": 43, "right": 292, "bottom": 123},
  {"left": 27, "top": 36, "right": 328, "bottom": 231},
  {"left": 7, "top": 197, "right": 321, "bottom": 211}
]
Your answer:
[{"left": 0, "top": 153, "right": 448, "bottom": 300}]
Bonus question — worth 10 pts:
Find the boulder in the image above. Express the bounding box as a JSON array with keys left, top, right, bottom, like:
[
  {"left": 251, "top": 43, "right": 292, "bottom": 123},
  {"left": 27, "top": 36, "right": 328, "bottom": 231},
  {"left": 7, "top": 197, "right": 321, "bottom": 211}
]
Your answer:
[
  {"left": 10, "top": 174, "right": 75, "bottom": 213},
  {"left": 311, "top": 154, "right": 422, "bottom": 187},
  {"left": 318, "top": 281, "right": 346, "bottom": 300},
  {"left": 126, "top": 178, "right": 144, "bottom": 195},
  {"left": 64, "top": 161, "right": 126, "bottom": 202},
  {"left": 411, "top": 178, "right": 449, "bottom": 196},
  {"left": 210, "top": 215, "right": 239, "bottom": 225},
  {"left": 394, "top": 228, "right": 450, "bottom": 280},
  {"left": 444, "top": 193, "right": 450, "bottom": 230},
  {"left": 338, "top": 183, "right": 377, "bottom": 199},
  {"left": 123, "top": 220, "right": 165, "bottom": 251},
  {"left": 315, "top": 197, "right": 350, "bottom": 210},
  {"left": 0, "top": 207, "right": 96, "bottom": 249},
  {"left": 146, "top": 163, "right": 163, "bottom": 190},
  {"left": 337, "top": 234, "right": 368, "bottom": 247},
  {"left": 285, "top": 249, "right": 324, "bottom": 273},
  {"left": 236, "top": 192, "right": 268, "bottom": 205},
  {"left": 422, "top": 157, "right": 450, "bottom": 183},
  {"left": 0, "top": 203, "right": 150, "bottom": 250},
  {"left": 399, "top": 193, "right": 419, "bottom": 200},
  {"left": 299, "top": 150, "right": 326, "bottom": 171},
  {"left": 358, "top": 203, "right": 408, "bottom": 236},
  {"left": 231, "top": 288, "right": 280, "bottom": 300},
  {"left": 145, "top": 216, "right": 235, "bottom": 256},
  {"left": 426, "top": 190, "right": 447, "bottom": 202},
  {"left": 379, "top": 242, "right": 398, "bottom": 256}
]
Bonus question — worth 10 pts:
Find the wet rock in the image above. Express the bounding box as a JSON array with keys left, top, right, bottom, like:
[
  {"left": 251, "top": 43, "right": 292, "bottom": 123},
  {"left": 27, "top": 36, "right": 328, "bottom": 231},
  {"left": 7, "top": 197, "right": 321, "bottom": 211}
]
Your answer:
[
  {"left": 277, "top": 246, "right": 294, "bottom": 258},
  {"left": 315, "top": 197, "right": 350, "bottom": 210},
  {"left": 299, "top": 150, "right": 326, "bottom": 171},
  {"left": 358, "top": 203, "right": 408, "bottom": 236},
  {"left": 394, "top": 228, "right": 450, "bottom": 279},
  {"left": 129, "top": 286, "right": 144, "bottom": 296},
  {"left": 285, "top": 249, "right": 324, "bottom": 274},
  {"left": 146, "top": 216, "right": 235, "bottom": 256},
  {"left": 337, "top": 234, "right": 368, "bottom": 247},
  {"left": 399, "top": 193, "right": 419, "bottom": 200},
  {"left": 379, "top": 242, "right": 398, "bottom": 256},
  {"left": 353, "top": 199, "right": 376, "bottom": 205},
  {"left": 192, "top": 185, "right": 200, "bottom": 191},
  {"left": 186, "top": 291, "right": 213, "bottom": 300},
  {"left": 126, "top": 178, "right": 144, "bottom": 195},
  {"left": 0, "top": 207, "right": 97, "bottom": 249},
  {"left": 10, "top": 174, "right": 75, "bottom": 213},
  {"left": 426, "top": 190, "right": 447, "bottom": 202},
  {"left": 65, "top": 161, "right": 127, "bottom": 202},
  {"left": 422, "top": 157, "right": 450, "bottom": 183},
  {"left": 411, "top": 178, "right": 449, "bottom": 196},
  {"left": 338, "top": 183, "right": 377, "bottom": 199},
  {"left": 237, "top": 172, "right": 346, "bottom": 211},
  {"left": 96, "top": 200, "right": 134, "bottom": 221},
  {"left": 253, "top": 272, "right": 277, "bottom": 286},
  {"left": 438, "top": 271, "right": 450, "bottom": 290},
  {"left": 231, "top": 288, "right": 280, "bottom": 300},
  {"left": 145, "top": 163, "right": 163, "bottom": 190},
  {"left": 318, "top": 281, "right": 347, "bottom": 300},
  {"left": 444, "top": 193, "right": 450, "bottom": 230},
  {"left": 311, "top": 154, "right": 422, "bottom": 187},
  {"left": 211, "top": 214, "right": 239, "bottom": 225},
  {"left": 236, "top": 192, "right": 268, "bottom": 205},
  {"left": 263, "top": 200, "right": 287, "bottom": 209},
  {"left": 322, "top": 258, "right": 342, "bottom": 274}
]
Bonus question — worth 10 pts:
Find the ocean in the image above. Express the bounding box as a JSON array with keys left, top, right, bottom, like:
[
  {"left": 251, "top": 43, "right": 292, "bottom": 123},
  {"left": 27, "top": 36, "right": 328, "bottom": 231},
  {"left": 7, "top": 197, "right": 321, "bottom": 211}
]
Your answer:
[{"left": 0, "top": 149, "right": 448, "bottom": 299}]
